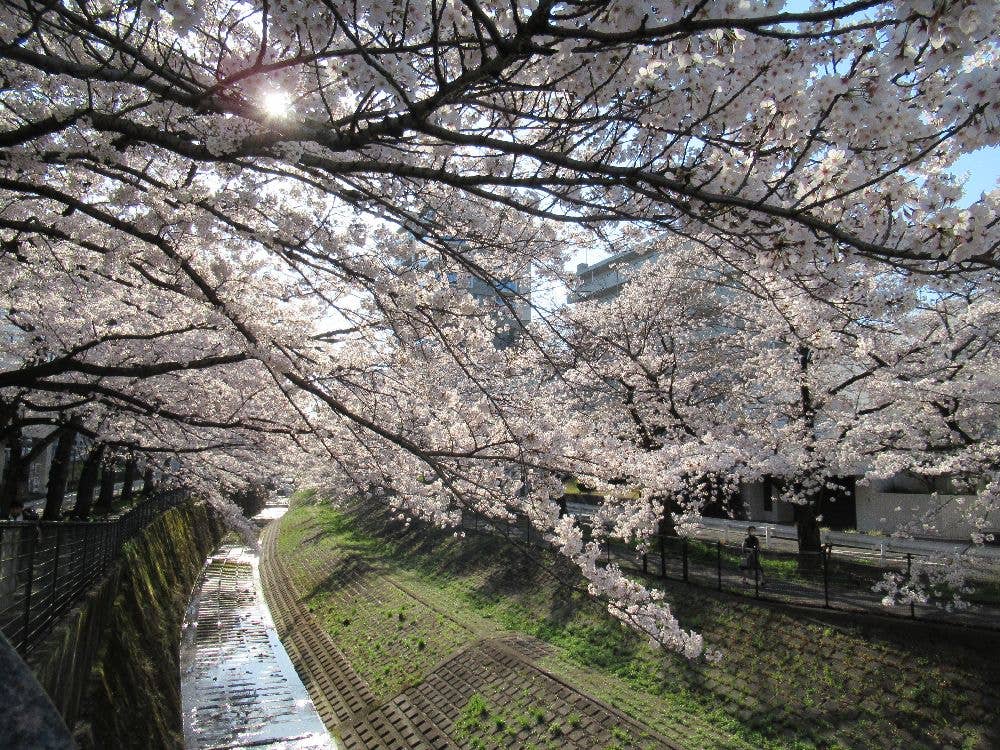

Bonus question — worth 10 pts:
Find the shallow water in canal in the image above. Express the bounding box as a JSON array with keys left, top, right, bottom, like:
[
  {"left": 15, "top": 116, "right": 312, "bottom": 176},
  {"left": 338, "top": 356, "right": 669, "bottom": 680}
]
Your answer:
[{"left": 180, "top": 518, "right": 337, "bottom": 750}]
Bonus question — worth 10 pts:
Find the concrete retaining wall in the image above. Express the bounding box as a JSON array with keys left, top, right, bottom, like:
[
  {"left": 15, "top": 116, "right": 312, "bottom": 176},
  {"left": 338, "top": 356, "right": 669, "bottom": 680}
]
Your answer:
[{"left": 26, "top": 499, "right": 224, "bottom": 749}]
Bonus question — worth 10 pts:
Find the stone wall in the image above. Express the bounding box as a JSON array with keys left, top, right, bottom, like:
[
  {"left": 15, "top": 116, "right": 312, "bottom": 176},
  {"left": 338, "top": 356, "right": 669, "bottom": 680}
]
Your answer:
[{"left": 26, "top": 499, "right": 224, "bottom": 749}]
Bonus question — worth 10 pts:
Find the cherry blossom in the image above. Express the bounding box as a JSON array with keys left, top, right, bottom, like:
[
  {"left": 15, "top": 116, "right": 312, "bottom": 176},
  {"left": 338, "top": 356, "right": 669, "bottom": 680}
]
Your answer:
[{"left": 2, "top": 0, "right": 997, "bottom": 657}]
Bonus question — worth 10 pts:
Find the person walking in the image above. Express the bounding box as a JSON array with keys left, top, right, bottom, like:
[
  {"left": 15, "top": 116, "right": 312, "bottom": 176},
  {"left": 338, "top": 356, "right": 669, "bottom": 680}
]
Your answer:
[{"left": 741, "top": 526, "right": 766, "bottom": 587}]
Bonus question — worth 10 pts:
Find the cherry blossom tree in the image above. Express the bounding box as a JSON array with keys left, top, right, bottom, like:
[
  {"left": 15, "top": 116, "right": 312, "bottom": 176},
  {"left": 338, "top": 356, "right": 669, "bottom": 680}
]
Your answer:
[
  {"left": 1, "top": 0, "right": 997, "bottom": 656},
  {"left": 555, "top": 244, "right": 1000, "bottom": 554}
]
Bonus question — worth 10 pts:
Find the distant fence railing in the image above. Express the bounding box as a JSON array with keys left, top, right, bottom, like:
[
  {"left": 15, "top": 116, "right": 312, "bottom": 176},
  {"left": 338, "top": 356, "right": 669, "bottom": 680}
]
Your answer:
[
  {"left": 456, "top": 511, "right": 1000, "bottom": 631},
  {"left": 0, "top": 490, "right": 187, "bottom": 656}
]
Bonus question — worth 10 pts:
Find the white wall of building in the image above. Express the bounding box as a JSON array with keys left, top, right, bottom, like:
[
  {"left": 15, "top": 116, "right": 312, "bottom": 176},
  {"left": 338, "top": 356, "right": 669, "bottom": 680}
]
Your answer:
[
  {"left": 740, "top": 481, "right": 795, "bottom": 524},
  {"left": 855, "top": 485, "right": 998, "bottom": 540},
  {"left": 572, "top": 249, "right": 659, "bottom": 302},
  {"left": 738, "top": 478, "right": 998, "bottom": 541}
]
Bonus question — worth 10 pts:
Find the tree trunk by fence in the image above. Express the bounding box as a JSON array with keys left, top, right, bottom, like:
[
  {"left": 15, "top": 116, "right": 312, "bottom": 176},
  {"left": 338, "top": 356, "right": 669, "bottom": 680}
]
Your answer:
[
  {"left": 119, "top": 457, "right": 138, "bottom": 507},
  {"left": 95, "top": 461, "right": 118, "bottom": 515},
  {"left": 73, "top": 444, "right": 105, "bottom": 520},
  {"left": 2, "top": 424, "right": 65, "bottom": 516},
  {"left": 0, "top": 426, "right": 26, "bottom": 516},
  {"left": 43, "top": 425, "right": 77, "bottom": 520},
  {"left": 794, "top": 502, "right": 822, "bottom": 555},
  {"left": 657, "top": 495, "right": 676, "bottom": 539}
]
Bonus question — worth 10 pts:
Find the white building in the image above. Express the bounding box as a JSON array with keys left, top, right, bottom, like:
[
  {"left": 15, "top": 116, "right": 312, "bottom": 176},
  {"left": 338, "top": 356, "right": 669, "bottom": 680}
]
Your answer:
[
  {"left": 570, "top": 248, "right": 660, "bottom": 302},
  {"left": 404, "top": 239, "right": 531, "bottom": 347},
  {"left": 734, "top": 471, "right": 997, "bottom": 542}
]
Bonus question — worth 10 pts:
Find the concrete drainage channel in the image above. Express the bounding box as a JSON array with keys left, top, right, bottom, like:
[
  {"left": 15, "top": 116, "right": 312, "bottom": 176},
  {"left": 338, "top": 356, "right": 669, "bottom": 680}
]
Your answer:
[{"left": 180, "top": 538, "right": 338, "bottom": 750}]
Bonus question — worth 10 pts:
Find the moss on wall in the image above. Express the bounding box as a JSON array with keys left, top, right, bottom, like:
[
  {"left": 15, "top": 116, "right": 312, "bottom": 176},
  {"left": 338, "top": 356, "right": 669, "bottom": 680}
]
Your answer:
[{"left": 28, "top": 500, "right": 224, "bottom": 750}]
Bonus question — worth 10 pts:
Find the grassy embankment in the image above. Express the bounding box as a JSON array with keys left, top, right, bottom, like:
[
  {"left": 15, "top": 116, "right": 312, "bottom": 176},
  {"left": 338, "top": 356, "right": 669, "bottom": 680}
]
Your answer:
[{"left": 275, "top": 491, "right": 999, "bottom": 750}]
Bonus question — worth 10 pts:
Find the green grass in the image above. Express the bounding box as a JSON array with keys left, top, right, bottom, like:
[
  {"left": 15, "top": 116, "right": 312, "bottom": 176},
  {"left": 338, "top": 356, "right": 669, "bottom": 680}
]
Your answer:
[
  {"left": 275, "top": 499, "right": 1000, "bottom": 750},
  {"left": 277, "top": 504, "right": 472, "bottom": 698},
  {"left": 451, "top": 692, "right": 594, "bottom": 750}
]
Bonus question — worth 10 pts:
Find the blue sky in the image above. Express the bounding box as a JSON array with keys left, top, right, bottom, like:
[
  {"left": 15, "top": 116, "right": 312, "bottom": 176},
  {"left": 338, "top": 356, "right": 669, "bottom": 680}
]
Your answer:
[
  {"left": 951, "top": 146, "right": 1000, "bottom": 207},
  {"left": 776, "top": 0, "right": 999, "bottom": 207}
]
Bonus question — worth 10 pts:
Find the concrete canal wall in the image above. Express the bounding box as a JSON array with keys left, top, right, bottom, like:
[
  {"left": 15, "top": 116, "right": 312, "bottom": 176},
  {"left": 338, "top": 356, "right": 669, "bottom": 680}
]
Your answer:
[{"left": 26, "top": 499, "right": 224, "bottom": 749}]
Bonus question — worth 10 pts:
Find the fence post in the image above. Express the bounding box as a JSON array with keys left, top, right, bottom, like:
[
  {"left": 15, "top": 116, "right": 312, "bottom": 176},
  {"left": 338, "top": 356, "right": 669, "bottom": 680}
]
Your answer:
[
  {"left": 716, "top": 540, "right": 722, "bottom": 591},
  {"left": 51, "top": 525, "right": 62, "bottom": 610},
  {"left": 658, "top": 534, "right": 666, "bottom": 578},
  {"left": 822, "top": 545, "right": 830, "bottom": 608},
  {"left": 102, "top": 522, "right": 111, "bottom": 574},
  {"left": 96, "top": 522, "right": 103, "bottom": 576},
  {"left": 682, "top": 538, "right": 689, "bottom": 583},
  {"left": 907, "top": 553, "right": 915, "bottom": 619},
  {"left": 753, "top": 552, "right": 760, "bottom": 598},
  {"left": 81, "top": 524, "right": 91, "bottom": 587},
  {"left": 21, "top": 528, "right": 38, "bottom": 648}
]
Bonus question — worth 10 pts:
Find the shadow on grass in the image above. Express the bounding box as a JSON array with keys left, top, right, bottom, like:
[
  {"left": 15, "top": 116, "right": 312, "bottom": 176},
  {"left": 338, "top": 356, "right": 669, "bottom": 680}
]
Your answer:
[{"left": 283, "top": 499, "right": 1000, "bottom": 750}]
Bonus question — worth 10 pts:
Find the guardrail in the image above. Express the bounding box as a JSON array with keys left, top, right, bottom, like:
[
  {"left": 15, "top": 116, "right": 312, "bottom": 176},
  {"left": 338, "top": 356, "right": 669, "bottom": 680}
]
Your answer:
[{"left": 0, "top": 490, "right": 187, "bottom": 656}]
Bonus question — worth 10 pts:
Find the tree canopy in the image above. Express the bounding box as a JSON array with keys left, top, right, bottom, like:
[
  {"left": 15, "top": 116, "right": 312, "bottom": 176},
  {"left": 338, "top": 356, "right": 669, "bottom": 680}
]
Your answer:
[{"left": 1, "top": 0, "right": 997, "bottom": 656}]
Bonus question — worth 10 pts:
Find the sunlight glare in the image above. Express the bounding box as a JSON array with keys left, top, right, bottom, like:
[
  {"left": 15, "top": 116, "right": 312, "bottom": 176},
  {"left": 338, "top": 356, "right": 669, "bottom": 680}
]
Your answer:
[{"left": 261, "top": 89, "right": 291, "bottom": 118}]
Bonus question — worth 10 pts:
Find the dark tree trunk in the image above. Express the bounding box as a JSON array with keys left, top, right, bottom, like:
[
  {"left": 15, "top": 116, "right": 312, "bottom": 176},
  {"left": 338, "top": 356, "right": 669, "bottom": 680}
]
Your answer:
[
  {"left": 95, "top": 460, "right": 117, "bottom": 515},
  {"left": 43, "top": 425, "right": 77, "bottom": 520},
  {"left": 119, "top": 456, "right": 139, "bottom": 506},
  {"left": 794, "top": 502, "right": 823, "bottom": 553},
  {"left": 142, "top": 466, "right": 155, "bottom": 496},
  {"left": 657, "top": 495, "right": 677, "bottom": 538},
  {"left": 0, "top": 427, "right": 26, "bottom": 517},
  {"left": 73, "top": 444, "right": 105, "bottom": 520},
  {"left": 2, "top": 425, "right": 64, "bottom": 516}
]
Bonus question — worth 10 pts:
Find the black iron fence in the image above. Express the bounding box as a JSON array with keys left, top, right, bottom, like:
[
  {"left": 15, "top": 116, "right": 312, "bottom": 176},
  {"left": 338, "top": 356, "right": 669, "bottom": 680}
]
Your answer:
[
  {"left": 457, "top": 511, "right": 1000, "bottom": 630},
  {"left": 0, "top": 490, "right": 186, "bottom": 656}
]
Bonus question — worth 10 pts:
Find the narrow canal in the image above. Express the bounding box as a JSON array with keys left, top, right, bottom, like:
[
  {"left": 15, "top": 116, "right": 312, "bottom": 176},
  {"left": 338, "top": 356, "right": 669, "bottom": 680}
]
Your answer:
[{"left": 180, "top": 504, "right": 337, "bottom": 750}]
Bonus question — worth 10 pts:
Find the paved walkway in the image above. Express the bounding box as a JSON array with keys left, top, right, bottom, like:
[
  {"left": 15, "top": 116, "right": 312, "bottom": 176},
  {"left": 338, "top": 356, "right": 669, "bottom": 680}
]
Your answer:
[
  {"left": 180, "top": 540, "right": 337, "bottom": 750},
  {"left": 565, "top": 501, "right": 1000, "bottom": 563},
  {"left": 692, "top": 516, "right": 1000, "bottom": 562},
  {"left": 22, "top": 480, "right": 146, "bottom": 516}
]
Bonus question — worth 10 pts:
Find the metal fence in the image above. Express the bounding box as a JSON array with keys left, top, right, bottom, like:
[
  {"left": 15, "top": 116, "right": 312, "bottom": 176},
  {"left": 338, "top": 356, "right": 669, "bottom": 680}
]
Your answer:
[
  {"left": 0, "top": 490, "right": 187, "bottom": 656},
  {"left": 457, "top": 512, "right": 1000, "bottom": 630}
]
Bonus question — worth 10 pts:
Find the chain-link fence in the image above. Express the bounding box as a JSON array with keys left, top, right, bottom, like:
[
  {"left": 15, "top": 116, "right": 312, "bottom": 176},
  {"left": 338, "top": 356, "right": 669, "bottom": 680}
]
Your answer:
[{"left": 0, "top": 490, "right": 186, "bottom": 655}]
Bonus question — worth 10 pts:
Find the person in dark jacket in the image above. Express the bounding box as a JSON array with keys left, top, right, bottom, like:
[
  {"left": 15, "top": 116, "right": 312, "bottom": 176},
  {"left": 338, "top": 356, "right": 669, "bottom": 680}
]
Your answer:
[{"left": 741, "top": 526, "right": 765, "bottom": 586}]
